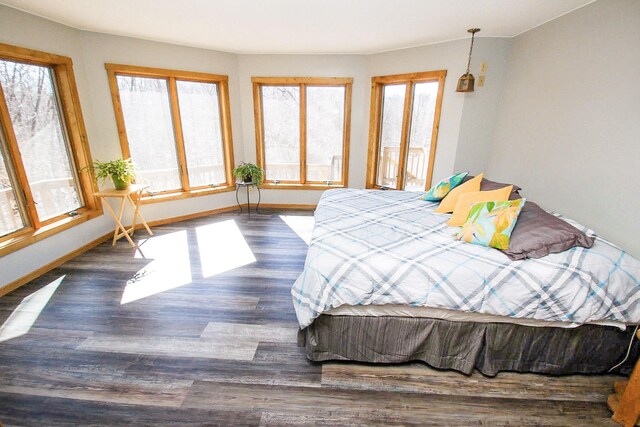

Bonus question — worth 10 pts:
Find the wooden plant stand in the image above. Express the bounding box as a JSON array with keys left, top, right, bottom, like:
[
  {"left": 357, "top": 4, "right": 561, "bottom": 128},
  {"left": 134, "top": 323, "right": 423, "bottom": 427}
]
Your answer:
[{"left": 94, "top": 184, "right": 153, "bottom": 247}]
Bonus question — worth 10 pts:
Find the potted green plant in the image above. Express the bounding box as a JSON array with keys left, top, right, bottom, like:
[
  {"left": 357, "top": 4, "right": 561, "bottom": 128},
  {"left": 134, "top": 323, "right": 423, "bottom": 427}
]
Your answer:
[
  {"left": 233, "top": 161, "right": 263, "bottom": 184},
  {"left": 93, "top": 158, "right": 137, "bottom": 190}
]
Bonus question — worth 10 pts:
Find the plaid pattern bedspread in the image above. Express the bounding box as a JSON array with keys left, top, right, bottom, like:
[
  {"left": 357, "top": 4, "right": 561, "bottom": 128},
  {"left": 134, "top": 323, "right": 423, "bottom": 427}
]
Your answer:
[{"left": 291, "top": 189, "right": 640, "bottom": 329}]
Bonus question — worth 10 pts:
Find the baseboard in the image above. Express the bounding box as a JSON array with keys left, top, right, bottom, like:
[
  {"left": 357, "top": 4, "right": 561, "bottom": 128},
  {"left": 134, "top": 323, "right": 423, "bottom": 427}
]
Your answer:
[
  {"left": 145, "top": 205, "right": 240, "bottom": 227},
  {"left": 128, "top": 203, "right": 316, "bottom": 231},
  {"left": 251, "top": 203, "right": 316, "bottom": 210},
  {"left": 0, "top": 203, "right": 317, "bottom": 297},
  {"left": 0, "top": 232, "right": 112, "bottom": 297}
]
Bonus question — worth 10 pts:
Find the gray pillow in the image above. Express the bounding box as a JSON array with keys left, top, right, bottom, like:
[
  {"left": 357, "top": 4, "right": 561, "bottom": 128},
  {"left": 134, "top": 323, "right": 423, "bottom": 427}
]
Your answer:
[
  {"left": 503, "top": 201, "right": 595, "bottom": 260},
  {"left": 462, "top": 176, "right": 522, "bottom": 200},
  {"left": 480, "top": 178, "right": 521, "bottom": 193}
]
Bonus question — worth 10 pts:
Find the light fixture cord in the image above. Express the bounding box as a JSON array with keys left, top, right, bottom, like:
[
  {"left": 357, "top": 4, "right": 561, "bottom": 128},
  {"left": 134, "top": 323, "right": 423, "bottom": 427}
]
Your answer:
[
  {"left": 465, "top": 32, "right": 476, "bottom": 74},
  {"left": 608, "top": 324, "right": 639, "bottom": 372}
]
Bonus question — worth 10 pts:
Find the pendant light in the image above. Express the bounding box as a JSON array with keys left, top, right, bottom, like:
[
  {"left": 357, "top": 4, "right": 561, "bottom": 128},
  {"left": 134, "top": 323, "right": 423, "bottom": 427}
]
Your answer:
[{"left": 456, "top": 28, "right": 480, "bottom": 93}]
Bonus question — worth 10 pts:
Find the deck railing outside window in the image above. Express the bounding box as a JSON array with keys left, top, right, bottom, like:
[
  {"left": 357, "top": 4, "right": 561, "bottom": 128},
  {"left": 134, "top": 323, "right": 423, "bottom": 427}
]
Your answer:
[
  {"left": 377, "top": 147, "right": 427, "bottom": 190},
  {"left": 260, "top": 155, "right": 343, "bottom": 183},
  {"left": 136, "top": 164, "right": 227, "bottom": 193},
  {"left": 0, "top": 177, "right": 78, "bottom": 232}
]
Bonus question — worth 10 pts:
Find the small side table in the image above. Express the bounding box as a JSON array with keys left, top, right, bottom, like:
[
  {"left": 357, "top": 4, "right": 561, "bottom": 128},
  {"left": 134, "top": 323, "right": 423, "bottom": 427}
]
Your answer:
[
  {"left": 609, "top": 328, "right": 640, "bottom": 427},
  {"left": 95, "top": 184, "right": 153, "bottom": 247},
  {"left": 235, "top": 181, "right": 261, "bottom": 217}
]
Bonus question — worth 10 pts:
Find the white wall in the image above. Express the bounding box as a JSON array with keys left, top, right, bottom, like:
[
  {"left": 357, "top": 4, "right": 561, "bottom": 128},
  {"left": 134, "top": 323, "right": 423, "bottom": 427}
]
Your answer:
[
  {"left": 0, "top": 5, "right": 113, "bottom": 287},
  {"left": 76, "top": 32, "right": 245, "bottom": 221},
  {"left": 0, "top": 6, "right": 245, "bottom": 287},
  {"left": 15, "top": 0, "right": 628, "bottom": 288},
  {"left": 487, "top": 0, "right": 640, "bottom": 257},
  {"left": 237, "top": 42, "right": 513, "bottom": 201},
  {"left": 0, "top": 3, "right": 513, "bottom": 288},
  {"left": 455, "top": 38, "right": 511, "bottom": 173},
  {"left": 367, "top": 38, "right": 511, "bottom": 183}
]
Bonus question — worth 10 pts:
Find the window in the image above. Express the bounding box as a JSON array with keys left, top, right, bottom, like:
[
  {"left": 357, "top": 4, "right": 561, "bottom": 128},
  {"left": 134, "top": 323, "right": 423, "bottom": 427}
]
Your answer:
[
  {"left": 0, "top": 43, "right": 100, "bottom": 254},
  {"left": 252, "top": 77, "right": 352, "bottom": 188},
  {"left": 366, "top": 70, "right": 446, "bottom": 191},
  {"left": 106, "top": 64, "right": 235, "bottom": 200}
]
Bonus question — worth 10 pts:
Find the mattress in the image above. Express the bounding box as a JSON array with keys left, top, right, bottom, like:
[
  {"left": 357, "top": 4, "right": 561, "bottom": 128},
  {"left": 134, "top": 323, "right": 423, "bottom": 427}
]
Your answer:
[{"left": 325, "top": 304, "right": 628, "bottom": 330}]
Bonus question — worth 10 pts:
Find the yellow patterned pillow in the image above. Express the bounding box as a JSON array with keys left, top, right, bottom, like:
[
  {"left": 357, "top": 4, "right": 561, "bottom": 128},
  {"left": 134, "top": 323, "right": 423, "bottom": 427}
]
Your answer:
[
  {"left": 454, "top": 199, "right": 526, "bottom": 250},
  {"left": 447, "top": 186, "right": 513, "bottom": 226}
]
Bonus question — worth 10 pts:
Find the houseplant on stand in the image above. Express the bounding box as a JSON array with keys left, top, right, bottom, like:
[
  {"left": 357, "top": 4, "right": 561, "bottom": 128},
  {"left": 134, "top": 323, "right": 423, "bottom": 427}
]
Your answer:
[
  {"left": 93, "top": 158, "right": 137, "bottom": 190},
  {"left": 233, "top": 161, "right": 263, "bottom": 184}
]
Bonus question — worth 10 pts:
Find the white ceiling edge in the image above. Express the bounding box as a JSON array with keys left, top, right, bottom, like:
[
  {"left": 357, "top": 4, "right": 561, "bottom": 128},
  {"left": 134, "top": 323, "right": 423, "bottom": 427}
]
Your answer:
[
  {"left": 0, "top": 1, "right": 597, "bottom": 56},
  {"left": 0, "top": 3, "right": 239, "bottom": 55},
  {"left": 3, "top": 1, "right": 487, "bottom": 56},
  {"left": 513, "top": 0, "right": 597, "bottom": 37},
  {"left": 365, "top": 35, "right": 514, "bottom": 56}
]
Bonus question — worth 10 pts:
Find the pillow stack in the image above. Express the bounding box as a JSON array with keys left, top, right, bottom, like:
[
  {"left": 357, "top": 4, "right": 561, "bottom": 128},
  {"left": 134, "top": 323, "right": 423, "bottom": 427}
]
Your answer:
[
  {"left": 421, "top": 172, "right": 595, "bottom": 258},
  {"left": 422, "top": 172, "right": 522, "bottom": 251},
  {"left": 430, "top": 172, "right": 524, "bottom": 250}
]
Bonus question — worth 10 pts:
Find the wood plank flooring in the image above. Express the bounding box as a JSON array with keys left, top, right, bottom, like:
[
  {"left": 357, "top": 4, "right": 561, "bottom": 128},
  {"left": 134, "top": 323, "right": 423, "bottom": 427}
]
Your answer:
[{"left": 0, "top": 210, "right": 621, "bottom": 426}]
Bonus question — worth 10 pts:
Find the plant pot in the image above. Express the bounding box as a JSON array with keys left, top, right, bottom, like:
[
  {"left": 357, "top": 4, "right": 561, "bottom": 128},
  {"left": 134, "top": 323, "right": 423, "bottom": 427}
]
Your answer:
[
  {"left": 243, "top": 175, "right": 253, "bottom": 183},
  {"left": 112, "top": 175, "right": 131, "bottom": 190}
]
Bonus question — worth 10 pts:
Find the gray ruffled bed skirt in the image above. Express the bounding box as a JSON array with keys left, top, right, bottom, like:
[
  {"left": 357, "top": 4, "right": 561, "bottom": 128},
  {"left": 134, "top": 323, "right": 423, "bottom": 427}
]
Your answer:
[{"left": 299, "top": 315, "right": 639, "bottom": 376}]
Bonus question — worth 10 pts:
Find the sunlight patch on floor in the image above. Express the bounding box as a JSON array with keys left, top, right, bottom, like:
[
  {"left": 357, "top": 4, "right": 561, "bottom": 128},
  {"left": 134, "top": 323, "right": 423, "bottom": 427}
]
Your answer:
[
  {"left": 0, "top": 275, "right": 64, "bottom": 342},
  {"left": 121, "top": 230, "right": 191, "bottom": 304},
  {"left": 280, "top": 215, "right": 315, "bottom": 245},
  {"left": 196, "top": 219, "right": 256, "bottom": 278}
]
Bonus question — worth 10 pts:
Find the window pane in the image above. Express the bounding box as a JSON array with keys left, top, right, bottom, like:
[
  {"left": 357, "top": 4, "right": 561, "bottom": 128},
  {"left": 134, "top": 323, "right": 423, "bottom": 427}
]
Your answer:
[
  {"left": 376, "top": 84, "right": 406, "bottom": 189},
  {"left": 117, "top": 75, "right": 181, "bottom": 193},
  {"left": 0, "top": 60, "right": 82, "bottom": 220},
  {"left": 261, "top": 86, "right": 300, "bottom": 181},
  {"left": 405, "top": 82, "right": 439, "bottom": 191},
  {"left": 176, "top": 80, "right": 225, "bottom": 188},
  {"left": 306, "top": 87, "right": 345, "bottom": 183},
  {"left": 0, "top": 137, "right": 24, "bottom": 236}
]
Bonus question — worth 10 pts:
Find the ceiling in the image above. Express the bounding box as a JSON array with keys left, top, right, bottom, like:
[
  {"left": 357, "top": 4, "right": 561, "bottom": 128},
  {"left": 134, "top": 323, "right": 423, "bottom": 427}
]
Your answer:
[{"left": 0, "top": 0, "right": 594, "bottom": 54}]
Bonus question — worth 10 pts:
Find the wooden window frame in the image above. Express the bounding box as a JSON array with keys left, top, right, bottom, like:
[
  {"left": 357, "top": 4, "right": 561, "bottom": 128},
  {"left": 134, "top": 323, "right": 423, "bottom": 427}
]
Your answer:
[
  {"left": 105, "top": 64, "right": 235, "bottom": 204},
  {"left": 0, "top": 43, "right": 101, "bottom": 257},
  {"left": 366, "top": 70, "right": 447, "bottom": 191},
  {"left": 252, "top": 77, "right": 352, "bottom": 190}
]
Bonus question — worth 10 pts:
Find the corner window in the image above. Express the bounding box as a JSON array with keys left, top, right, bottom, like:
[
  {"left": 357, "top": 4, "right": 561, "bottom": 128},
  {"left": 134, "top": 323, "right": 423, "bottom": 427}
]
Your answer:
[
  {"left": 106, "top": 64, "right": 235, "bottom": 199},
  {"left": 252, "top": 77, "right": 352, "bottom": 189},
  {"left": 366, "top": 70, "right": 446, "bottom": 191},
  {"left": 0, "top": 43, "right": 99, "bottom": 254}
]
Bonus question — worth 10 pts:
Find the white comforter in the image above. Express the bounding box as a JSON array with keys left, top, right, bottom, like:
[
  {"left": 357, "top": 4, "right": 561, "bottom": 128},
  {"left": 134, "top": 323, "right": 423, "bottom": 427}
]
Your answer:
[{"left": 291, "top": 189, "right": 640, "bottom": 329}]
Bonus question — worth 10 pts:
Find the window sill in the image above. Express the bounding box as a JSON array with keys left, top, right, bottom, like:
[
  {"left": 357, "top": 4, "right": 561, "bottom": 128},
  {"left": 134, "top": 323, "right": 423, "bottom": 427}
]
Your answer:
[
  {"left": 138, "top": 185, "right": 235, "bottom": 205},
  {"left": 259, "top": 183, "right": 345, "bottom": 190},
  {"left": 0, "top": 209, "right": 103, "bottom": 257},
  {"left": 367, "top": 184, "right": 400, "bottom": 190}
]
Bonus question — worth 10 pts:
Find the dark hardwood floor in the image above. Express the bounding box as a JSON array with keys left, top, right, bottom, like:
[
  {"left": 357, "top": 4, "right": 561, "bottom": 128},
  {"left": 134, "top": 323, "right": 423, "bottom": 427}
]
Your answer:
[{"left": 0, "top": 210, "right": 620, "bottom": 426}]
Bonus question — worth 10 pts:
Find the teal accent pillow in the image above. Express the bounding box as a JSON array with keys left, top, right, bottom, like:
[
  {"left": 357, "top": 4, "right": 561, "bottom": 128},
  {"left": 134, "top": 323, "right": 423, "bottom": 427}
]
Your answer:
[
  {"left": 420, "top": 171, "right": 468, "bottom": 201},
  {"left": 454, "top": 199, "right": 526, "bottom": 250}
]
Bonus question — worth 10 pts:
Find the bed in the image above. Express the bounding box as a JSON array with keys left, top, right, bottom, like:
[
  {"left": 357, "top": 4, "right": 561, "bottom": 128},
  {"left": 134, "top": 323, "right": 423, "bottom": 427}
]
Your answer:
[{"left": 291, "top": 188, "right": 640, "bottom": 376}]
